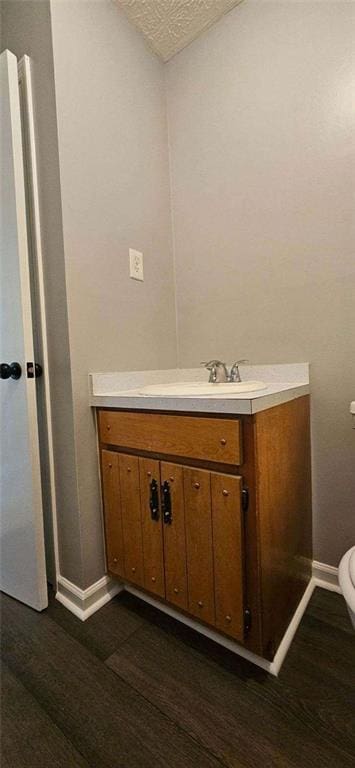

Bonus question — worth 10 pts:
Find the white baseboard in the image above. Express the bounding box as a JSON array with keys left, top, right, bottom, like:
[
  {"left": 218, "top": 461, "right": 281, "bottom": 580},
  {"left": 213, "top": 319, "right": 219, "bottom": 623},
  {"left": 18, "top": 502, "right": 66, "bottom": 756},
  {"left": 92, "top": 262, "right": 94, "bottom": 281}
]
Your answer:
[
  {"left": 55, "top": 560, "right": 342, "bottom": 674},
  {"left": 124, "top": 583, "right": 279, "bottom": 675},
  {"left": 271, "top": 579, "right": 315, "bottom": 675},
  {"left": 56, "top": 574, "right": 123, "bottom": 621},
  {"left": 125, "top": 579, "right": 317, "bottom": 677},
  {"left": 312, "top": 560, "right": 340, "bottom": 593}
]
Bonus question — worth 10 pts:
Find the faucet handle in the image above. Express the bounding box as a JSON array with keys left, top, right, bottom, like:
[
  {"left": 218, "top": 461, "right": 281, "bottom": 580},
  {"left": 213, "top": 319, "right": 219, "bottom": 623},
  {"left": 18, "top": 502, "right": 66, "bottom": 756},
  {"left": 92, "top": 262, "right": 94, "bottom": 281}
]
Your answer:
[
  {"left": 200, "top": 360, "right": 228, "bottom": 383},
  {"left": 229, "top": 359, "right": 249, "bottom": 383},
  {"left": 200, "top": 359, "right": 225, "bottom": 369},
  {"left": 231, "top": 359, "right": 248, "bottom": 366}
]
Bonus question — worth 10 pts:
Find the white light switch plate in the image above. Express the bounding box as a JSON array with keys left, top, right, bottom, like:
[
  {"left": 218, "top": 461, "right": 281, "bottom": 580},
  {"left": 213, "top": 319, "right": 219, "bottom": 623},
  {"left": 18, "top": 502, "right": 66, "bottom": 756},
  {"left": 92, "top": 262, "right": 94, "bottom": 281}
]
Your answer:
[{"left": 129, "top": 248, "right": 144, "bottom": 281}]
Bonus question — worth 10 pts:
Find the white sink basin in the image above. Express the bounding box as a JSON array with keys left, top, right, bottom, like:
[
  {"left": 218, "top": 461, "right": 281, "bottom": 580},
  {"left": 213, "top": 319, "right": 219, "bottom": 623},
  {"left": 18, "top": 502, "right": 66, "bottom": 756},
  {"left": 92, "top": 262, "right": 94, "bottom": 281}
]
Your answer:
[{"left": 138, "top": 381, "right": 267, "bottom": 397}]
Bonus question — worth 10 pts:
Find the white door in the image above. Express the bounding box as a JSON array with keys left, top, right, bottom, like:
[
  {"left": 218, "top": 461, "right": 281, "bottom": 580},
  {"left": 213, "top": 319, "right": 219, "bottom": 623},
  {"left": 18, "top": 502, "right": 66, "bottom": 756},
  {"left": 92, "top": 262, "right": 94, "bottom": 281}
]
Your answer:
[{"left": 0, "top": 49, "right": 47, "bottom": 610}]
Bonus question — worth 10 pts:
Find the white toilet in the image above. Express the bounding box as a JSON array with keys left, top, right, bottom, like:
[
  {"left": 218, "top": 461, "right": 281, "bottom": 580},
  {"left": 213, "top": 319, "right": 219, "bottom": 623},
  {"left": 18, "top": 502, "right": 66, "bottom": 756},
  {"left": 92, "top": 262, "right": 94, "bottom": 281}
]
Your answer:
[
  {"left": 338, "top": 402, "right": 355, "bottom": 628},
  {"left": 339, "top": 546, "right": 355, "bottom": 628}
]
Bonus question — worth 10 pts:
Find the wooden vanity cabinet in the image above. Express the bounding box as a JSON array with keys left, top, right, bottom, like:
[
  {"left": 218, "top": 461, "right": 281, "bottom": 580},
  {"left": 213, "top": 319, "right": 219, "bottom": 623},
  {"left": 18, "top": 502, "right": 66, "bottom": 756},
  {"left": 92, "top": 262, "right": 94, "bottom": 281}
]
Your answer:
[
  {"left": 98, "top": 396, "right": 312, "bottom": 661},
  {"left": 100, "top": 447, "right": 246, "bottom": 641}
]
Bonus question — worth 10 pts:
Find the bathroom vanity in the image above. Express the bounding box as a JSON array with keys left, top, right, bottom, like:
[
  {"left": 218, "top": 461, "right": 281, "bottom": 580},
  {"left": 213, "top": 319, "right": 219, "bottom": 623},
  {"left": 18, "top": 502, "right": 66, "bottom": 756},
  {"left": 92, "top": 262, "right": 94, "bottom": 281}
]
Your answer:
[{"left": 91, "top": 365, "right": 312, "bottom": 664}]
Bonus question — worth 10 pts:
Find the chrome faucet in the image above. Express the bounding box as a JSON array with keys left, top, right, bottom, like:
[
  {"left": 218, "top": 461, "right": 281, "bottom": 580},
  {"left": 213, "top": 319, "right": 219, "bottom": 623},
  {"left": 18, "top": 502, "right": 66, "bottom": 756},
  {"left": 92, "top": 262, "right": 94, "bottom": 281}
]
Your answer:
[
  {"left": 201, "top": 359, "right": 248, "bottom": 383},
  {"left": 201, "top": 360, "right": 229, "bottom": 383}
]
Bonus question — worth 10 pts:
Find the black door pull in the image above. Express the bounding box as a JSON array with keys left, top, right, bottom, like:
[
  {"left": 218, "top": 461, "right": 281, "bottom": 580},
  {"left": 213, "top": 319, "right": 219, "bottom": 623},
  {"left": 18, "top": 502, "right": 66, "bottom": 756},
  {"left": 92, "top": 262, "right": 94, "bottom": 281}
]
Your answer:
[
  {"left": 0, "top": 362, "right": 22, "bottom": 380},
  {"left": 161, "top": 481, "right": 172, "bottom": 525},
  {"left": 149, "top": 479, "right": 159, "bottom": 521}
]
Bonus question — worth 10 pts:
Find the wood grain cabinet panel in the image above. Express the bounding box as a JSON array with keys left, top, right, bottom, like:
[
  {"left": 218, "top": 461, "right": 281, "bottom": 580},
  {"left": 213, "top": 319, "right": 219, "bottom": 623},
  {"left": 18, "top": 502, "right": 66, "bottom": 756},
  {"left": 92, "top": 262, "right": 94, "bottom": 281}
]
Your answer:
[
  {"left": 183, "top": 467, "right": 215, "bottom": 626},
  {"left": 160, "top": 462, "right": 188, "bottom": 610},
  {"left": 254, "top": 396, "right": 312, "bottom": 658},
  {"left": 101, "top": 450, "right": 124, "bottom": 578},
  {"left": 98, "top": 396, "right": 312, "bottom": 661},
  {"left": 139, "top": 458, "right": 165, "bottom": 598},
  {"left": 99, "top": 411, "right": 242, "bottom": 465},
  {"left": 118, "top": 454, "right": 144, "bottom": 588},
  {"left": 211, "top": 473, "right": 244, "bottom": 641}
]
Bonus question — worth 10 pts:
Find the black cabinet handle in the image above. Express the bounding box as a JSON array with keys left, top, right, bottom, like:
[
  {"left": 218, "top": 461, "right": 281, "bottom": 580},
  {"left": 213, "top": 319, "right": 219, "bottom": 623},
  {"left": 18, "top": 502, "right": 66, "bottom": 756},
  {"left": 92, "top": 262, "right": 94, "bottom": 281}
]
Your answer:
[
  {"left": 161, "top": 480, "right": 172, "bottom": 525},
  {"left": 0, "top": 362, "right": 22, "bottom": 380},
  {"left": 149, "top": 478, "right": 159, "bottom": 521}
]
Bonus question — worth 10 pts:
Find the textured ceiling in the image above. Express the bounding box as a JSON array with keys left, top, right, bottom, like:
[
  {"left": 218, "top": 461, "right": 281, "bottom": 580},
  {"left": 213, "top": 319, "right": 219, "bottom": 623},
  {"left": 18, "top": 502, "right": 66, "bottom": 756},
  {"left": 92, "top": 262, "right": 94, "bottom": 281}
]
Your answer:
[{"left": 117, "top": 0, "right": 244, "bottom": 62}]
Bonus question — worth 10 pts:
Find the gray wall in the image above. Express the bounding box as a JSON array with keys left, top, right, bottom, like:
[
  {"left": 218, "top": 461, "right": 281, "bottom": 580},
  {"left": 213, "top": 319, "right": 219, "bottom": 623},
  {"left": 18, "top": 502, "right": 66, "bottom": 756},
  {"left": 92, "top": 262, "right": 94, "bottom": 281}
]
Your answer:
[
  {"left": 166, "top": 0, "right": 355, "bottom": 566},
  {"left": 49, "top": 0, "right": 177, "bottom": 585},
  {"left": 1, "top": 1, "right": 83, "bottom": 585},
  {"left": 2, "top": 0, "right": 353, "bottom": 586}
]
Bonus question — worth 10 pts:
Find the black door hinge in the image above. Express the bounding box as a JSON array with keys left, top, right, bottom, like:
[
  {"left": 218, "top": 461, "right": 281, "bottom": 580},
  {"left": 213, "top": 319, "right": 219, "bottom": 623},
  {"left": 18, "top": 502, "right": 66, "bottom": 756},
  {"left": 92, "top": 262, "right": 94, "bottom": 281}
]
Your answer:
[
  {"left": 27, "top": 362, "right": 43, "bottom": 379},
  {"left": 244, "top": 608, "right": 252, "bottom": 634},
  {"left": 242, "top": 487, "right": 249, "bottom": 512}
]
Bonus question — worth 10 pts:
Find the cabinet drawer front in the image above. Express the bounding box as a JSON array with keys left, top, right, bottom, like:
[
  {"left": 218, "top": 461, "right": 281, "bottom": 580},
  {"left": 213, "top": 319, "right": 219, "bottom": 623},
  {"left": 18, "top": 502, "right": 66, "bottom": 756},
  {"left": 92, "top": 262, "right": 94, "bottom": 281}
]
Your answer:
[
  {"left": 161, "top": 462, "right": 188, "bottom": 611},
  {"left": 118, "top": 454, "right": 144, "bottom": 588},
  {"left": 184, "top": 467, "right": 215, "bottom": 626},
  {"left": 99, "top": 411, "right": 241, "bottom": 465},
  {"left": 101, "top": 450, "right": 124, "bottom": 578},
  {"left": 139, "top": 458, "right": 165, "bottom": 598},
  {"left": 211, "top": 473, "right": 244, "bottom": 642}
]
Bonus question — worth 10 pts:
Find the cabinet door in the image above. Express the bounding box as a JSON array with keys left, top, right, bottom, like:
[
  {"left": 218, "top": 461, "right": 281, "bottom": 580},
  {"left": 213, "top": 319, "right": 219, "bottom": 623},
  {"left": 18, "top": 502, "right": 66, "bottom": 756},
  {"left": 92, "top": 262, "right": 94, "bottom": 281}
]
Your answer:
[
  {"left": 211, "top": 473, "right": 244, "bottom": 641},
  {"left": 118, "top": 453, "right": 144, "bottom": 587},
  {"left": 161, "top": 462, "right": 187, "bottom": 610},
  {"left": 183, "top": 467, "right": 215, "bottom": 625},
  {"left": 101, "top": 450, "right": 124, "bottom": 577},
  {"left": 139, "top": 458, "right": 165, "bottom": 598}
]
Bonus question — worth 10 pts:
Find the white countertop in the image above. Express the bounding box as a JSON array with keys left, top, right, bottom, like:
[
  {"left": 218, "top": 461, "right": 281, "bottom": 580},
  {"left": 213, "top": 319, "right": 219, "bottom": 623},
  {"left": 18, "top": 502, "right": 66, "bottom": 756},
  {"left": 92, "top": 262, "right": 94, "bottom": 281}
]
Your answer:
[{"left": 89, "top": 364, "right": 309, "bottom": 415}]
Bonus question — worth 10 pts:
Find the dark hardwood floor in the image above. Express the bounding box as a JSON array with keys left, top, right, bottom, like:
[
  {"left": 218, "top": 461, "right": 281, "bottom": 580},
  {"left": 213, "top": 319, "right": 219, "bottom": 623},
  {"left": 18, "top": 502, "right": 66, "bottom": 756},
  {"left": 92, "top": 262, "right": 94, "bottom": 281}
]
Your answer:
[{"left": 1, "top": 587, "right": 354, "bottom": 767}]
